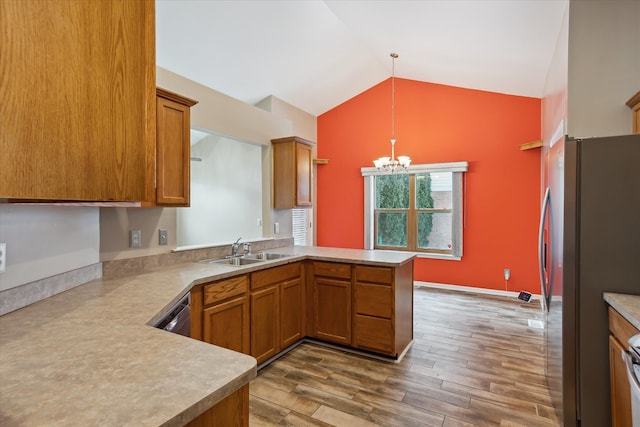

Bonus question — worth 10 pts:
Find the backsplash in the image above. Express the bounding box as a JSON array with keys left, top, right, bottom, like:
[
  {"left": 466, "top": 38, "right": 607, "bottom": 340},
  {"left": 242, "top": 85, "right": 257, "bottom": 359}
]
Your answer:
[
  {"left": 102, "top": 237, "right": 293, "bottom": 279},
  {"left": 0, "top": 263, "right": 101, "bottom": 316}
]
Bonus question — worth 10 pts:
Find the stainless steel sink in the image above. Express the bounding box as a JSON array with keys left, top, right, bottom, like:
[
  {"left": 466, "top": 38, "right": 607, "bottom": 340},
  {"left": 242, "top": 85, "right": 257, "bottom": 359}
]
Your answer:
[
  {"left": 199, "top": 257, "right": 264, "bottom": 266},
  {"left": 247, "top": 252, "right": 290, "bottom": 260}
]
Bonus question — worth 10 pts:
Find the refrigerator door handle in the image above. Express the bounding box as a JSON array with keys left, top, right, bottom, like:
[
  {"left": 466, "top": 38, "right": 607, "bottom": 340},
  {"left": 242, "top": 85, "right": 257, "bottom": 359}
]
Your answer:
[{"left": 538, "top": 187, "right": 552, "bottom": 312}]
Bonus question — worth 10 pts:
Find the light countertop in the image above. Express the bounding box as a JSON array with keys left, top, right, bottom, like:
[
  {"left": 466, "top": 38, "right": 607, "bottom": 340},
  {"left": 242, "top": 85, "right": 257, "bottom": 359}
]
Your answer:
[
  {"left": 604, "top": 292, "right": 640, "bottom": 330},
  {"left": 0, "top": 246, "right": 414, "bottom": 426}
]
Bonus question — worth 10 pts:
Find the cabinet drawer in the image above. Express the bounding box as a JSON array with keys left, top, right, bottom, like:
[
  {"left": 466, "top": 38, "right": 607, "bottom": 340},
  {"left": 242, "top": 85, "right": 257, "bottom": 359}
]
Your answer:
[
  {"left": 355, "top": 265, "right": 392, "bottom": 285},
  {"left": 354, "top": 282, "right": 392, "bottom": 318},
  {"left": 353, "top": 315, "right": 394, "bottom": 355},
  {"left": 204, "top": 275, "right": 249, "bottom": 306},
  {"left": 609, "top": 306, "right": 640, "bottom": 344},
  {"left": 313, "top": 261, "right": 351, "bottom": 279},
  {"left": 251, "top": 262, "right": 301, "bottom": 290}
]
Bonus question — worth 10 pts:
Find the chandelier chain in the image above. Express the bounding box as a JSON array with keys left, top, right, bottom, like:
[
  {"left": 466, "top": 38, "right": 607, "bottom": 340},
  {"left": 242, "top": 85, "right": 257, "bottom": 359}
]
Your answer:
[{"left": 373, "top": 52, "right": 410, "bottom": 173}]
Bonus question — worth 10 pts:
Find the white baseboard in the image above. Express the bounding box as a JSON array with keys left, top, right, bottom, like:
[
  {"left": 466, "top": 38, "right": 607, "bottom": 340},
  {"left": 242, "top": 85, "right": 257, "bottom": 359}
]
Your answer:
[{"left": 414, "top": 281, "right": 542, "bottom": 301}]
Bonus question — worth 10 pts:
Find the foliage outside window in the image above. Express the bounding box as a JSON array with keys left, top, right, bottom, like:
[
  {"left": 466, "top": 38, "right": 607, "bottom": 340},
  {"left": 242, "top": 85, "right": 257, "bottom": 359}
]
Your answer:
[{"left": 363, "top": 162, "right": 467, "bottom": 259}]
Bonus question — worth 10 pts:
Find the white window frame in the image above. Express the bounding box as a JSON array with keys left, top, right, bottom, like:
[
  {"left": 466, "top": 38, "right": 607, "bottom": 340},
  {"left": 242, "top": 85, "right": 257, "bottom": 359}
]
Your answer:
[{"left": 361, "top": 161, "right": 468, "bottom": 260}]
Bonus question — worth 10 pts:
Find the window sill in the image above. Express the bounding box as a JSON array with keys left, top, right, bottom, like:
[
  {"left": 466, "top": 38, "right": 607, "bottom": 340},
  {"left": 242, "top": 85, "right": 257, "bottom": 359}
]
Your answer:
[
  {"left": 416, "top": 252, "right": 461, "bottom": 261},
  {"left": 373, "top": 249, "right": 461, "bottom": 261}
]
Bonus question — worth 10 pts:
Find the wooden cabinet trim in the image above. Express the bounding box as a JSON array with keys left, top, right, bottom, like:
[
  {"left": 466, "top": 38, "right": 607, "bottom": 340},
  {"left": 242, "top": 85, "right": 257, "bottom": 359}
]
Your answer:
[{"left": 157, "top": 87, "right": 198, "bottom": 107}]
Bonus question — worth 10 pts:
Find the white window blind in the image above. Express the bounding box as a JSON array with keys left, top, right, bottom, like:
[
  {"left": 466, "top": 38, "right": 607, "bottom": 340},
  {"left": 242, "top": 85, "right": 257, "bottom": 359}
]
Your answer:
[{"left": 292, "top": 208, "right": 311, "bottom": 246}]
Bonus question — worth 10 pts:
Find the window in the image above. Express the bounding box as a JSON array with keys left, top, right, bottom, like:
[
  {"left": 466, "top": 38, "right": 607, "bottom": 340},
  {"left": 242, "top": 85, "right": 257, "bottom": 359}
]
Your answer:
[
  {"left": 292, "top": 208, "right": 312, "bottom": 246},
  {"left": 362, "top": 162, "right": 467, "bottom": 259}
]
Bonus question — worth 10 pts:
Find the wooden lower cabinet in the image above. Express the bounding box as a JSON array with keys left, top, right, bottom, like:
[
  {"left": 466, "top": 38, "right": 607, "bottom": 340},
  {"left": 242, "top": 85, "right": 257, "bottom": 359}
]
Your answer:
[
  {"left": 250, "top": 285, "right": 279, "bottom": 363},
  {"left": 280, "top": 278, "right": 304, "bottom": 348},
  {"left": 353, "top": 315, "right": 393, "bottom": 354},
  {"left": 203, "top": 296, "right": 250, "bottom": 354},
  {"left": 192, "top": 275, "right": 250, "bottom": 354},
  {"left": 312, "top": 262, "right": 352, "bottom": 346},
  {"left": 191, "top": 259, "right": 413, "bottom": 366},
  {"left": 250, "top": 262, "right": 304, "bottom": 364},
  {"left": 352, "top": 263, "right": 413, "bottom": 358},
  {"left": 185, "top": 384, "right": 249, "bottom": 427},
  {"left": 608, "top": 306, "right": 639, "bottom": 427}
]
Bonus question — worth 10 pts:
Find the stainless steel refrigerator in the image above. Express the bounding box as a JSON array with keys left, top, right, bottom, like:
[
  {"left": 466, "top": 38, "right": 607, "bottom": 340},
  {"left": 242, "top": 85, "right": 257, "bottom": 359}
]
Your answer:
[{"left": 539, "top": 134, "right": 640, "bottom": 427}]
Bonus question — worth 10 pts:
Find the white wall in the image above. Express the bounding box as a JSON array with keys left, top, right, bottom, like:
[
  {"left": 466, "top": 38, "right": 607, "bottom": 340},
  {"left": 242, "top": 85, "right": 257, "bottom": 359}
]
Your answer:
[
  {"left": 177, "top": 133, "right": 263, "bottom": 248},
  {"left": 542, "top": 2, "right": 569, "bottom": 144},
  {"left": 0, "top": 206, "right": 99, "bottom": 291},
  {"left": 567, "top": 0, "right": 640, "bottom": 137}
]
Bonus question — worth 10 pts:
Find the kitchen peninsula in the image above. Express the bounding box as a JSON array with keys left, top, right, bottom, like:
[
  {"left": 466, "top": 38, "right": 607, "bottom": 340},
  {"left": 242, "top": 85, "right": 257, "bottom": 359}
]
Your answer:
[{"left": 0, "top": 246, "right": 414, "bottom": 426}]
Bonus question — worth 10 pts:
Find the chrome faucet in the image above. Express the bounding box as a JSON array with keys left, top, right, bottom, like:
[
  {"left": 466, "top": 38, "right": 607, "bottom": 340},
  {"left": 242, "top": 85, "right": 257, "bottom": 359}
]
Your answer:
[{"left": 231, "top": 237, "right": 242, "bottom": 257}]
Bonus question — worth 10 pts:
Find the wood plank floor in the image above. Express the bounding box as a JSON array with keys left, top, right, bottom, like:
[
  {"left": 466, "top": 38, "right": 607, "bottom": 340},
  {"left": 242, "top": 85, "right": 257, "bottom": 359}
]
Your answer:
[{"left": 249, "top": 286, "right": 560, "bottom": 426}]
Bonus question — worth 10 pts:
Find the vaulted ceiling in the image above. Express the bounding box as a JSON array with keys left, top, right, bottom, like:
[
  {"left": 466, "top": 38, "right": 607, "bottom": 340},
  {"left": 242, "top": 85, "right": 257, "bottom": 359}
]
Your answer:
[{"left": 156, "top": 0, "right": 568, "bottom": 117}]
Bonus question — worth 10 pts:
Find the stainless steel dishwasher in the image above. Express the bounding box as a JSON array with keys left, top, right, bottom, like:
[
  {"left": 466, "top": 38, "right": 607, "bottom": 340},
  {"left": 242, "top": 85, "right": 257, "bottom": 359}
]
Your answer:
[{"left": 153, "top": 293, "right": 190, "bottom": 337}]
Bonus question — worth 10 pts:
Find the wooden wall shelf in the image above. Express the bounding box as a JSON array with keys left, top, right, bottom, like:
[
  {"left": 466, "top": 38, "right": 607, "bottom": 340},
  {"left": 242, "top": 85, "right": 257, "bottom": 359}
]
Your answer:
[{"left": 520, "top": 140, "right": 544, "bottom": 151}]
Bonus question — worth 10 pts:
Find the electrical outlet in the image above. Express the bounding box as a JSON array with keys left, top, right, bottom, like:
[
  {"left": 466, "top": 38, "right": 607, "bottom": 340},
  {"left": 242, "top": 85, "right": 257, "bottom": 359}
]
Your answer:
[
  {"left": 504, "top": 268, "right": 511, "bottom": 281},
  {"left": 159, "top": 229, "right": 168, "bottom": 245},
  {"left": 0, "top": 243, "right": 6, "bottom": 273},
  {"left": 129, "top": 230, "right": 142, "bottom": 248},
  {"left": 274, "top": 222, "right": 280, "bottom": 234}
]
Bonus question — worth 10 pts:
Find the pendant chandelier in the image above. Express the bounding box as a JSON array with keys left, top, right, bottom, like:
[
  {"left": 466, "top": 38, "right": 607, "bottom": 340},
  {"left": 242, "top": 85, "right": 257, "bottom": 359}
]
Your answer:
[{"left": 373, "top": 53, "right": 411, "bottom": 173}]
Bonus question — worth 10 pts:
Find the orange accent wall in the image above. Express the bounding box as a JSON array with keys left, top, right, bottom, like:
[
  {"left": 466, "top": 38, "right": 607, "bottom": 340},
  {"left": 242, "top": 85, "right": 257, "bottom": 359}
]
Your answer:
[{"left": 317, "top": 78, "right": 542, "bottom": 294}]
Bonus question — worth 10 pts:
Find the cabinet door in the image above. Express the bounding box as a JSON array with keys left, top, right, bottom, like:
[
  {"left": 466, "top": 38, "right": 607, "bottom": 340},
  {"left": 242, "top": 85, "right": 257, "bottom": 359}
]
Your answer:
[
  {"left": 610, "top": 335, "right": 633, "bottom": 427},
  {"left": 353, "top": 315, "right": 394, "bottom": 356},
  {"left": 155, "top": 89, "right": 197, "bottom": 206},
  {"left": 295, "top": 142, "right": 312, "bottom": 207},
  {"left": 251, "top": 285, "right": 280, "bottom": 364},
  {"left": 313, "top": 277, "right": 351, "bottom": 345},
  {"left": 280, "top": 277, "right": 303, "bottom": 349},
  {"left": 0, "top": 0, "right": 155, "bottom": 201},
  {"left": 203, "top": 296, "right": 250, "bottom": 354},
  {"left": 272, "top": 137, "right": 315, "bottom": 209}
]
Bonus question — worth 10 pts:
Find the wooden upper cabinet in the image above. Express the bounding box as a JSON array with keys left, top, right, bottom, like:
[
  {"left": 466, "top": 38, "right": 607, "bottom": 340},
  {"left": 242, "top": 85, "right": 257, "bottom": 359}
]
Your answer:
[
  {"left": 153, "top": 88, "right": 198, "bottom": 206},
  {"left": 0, "top": 0, "right": 155, "bottom": 201},
  {"left": 272, "top": 136, "right": 315, "bottom": 209},
  {"left": 626, "top": 91, "right": 640, "bottom": 134}
]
